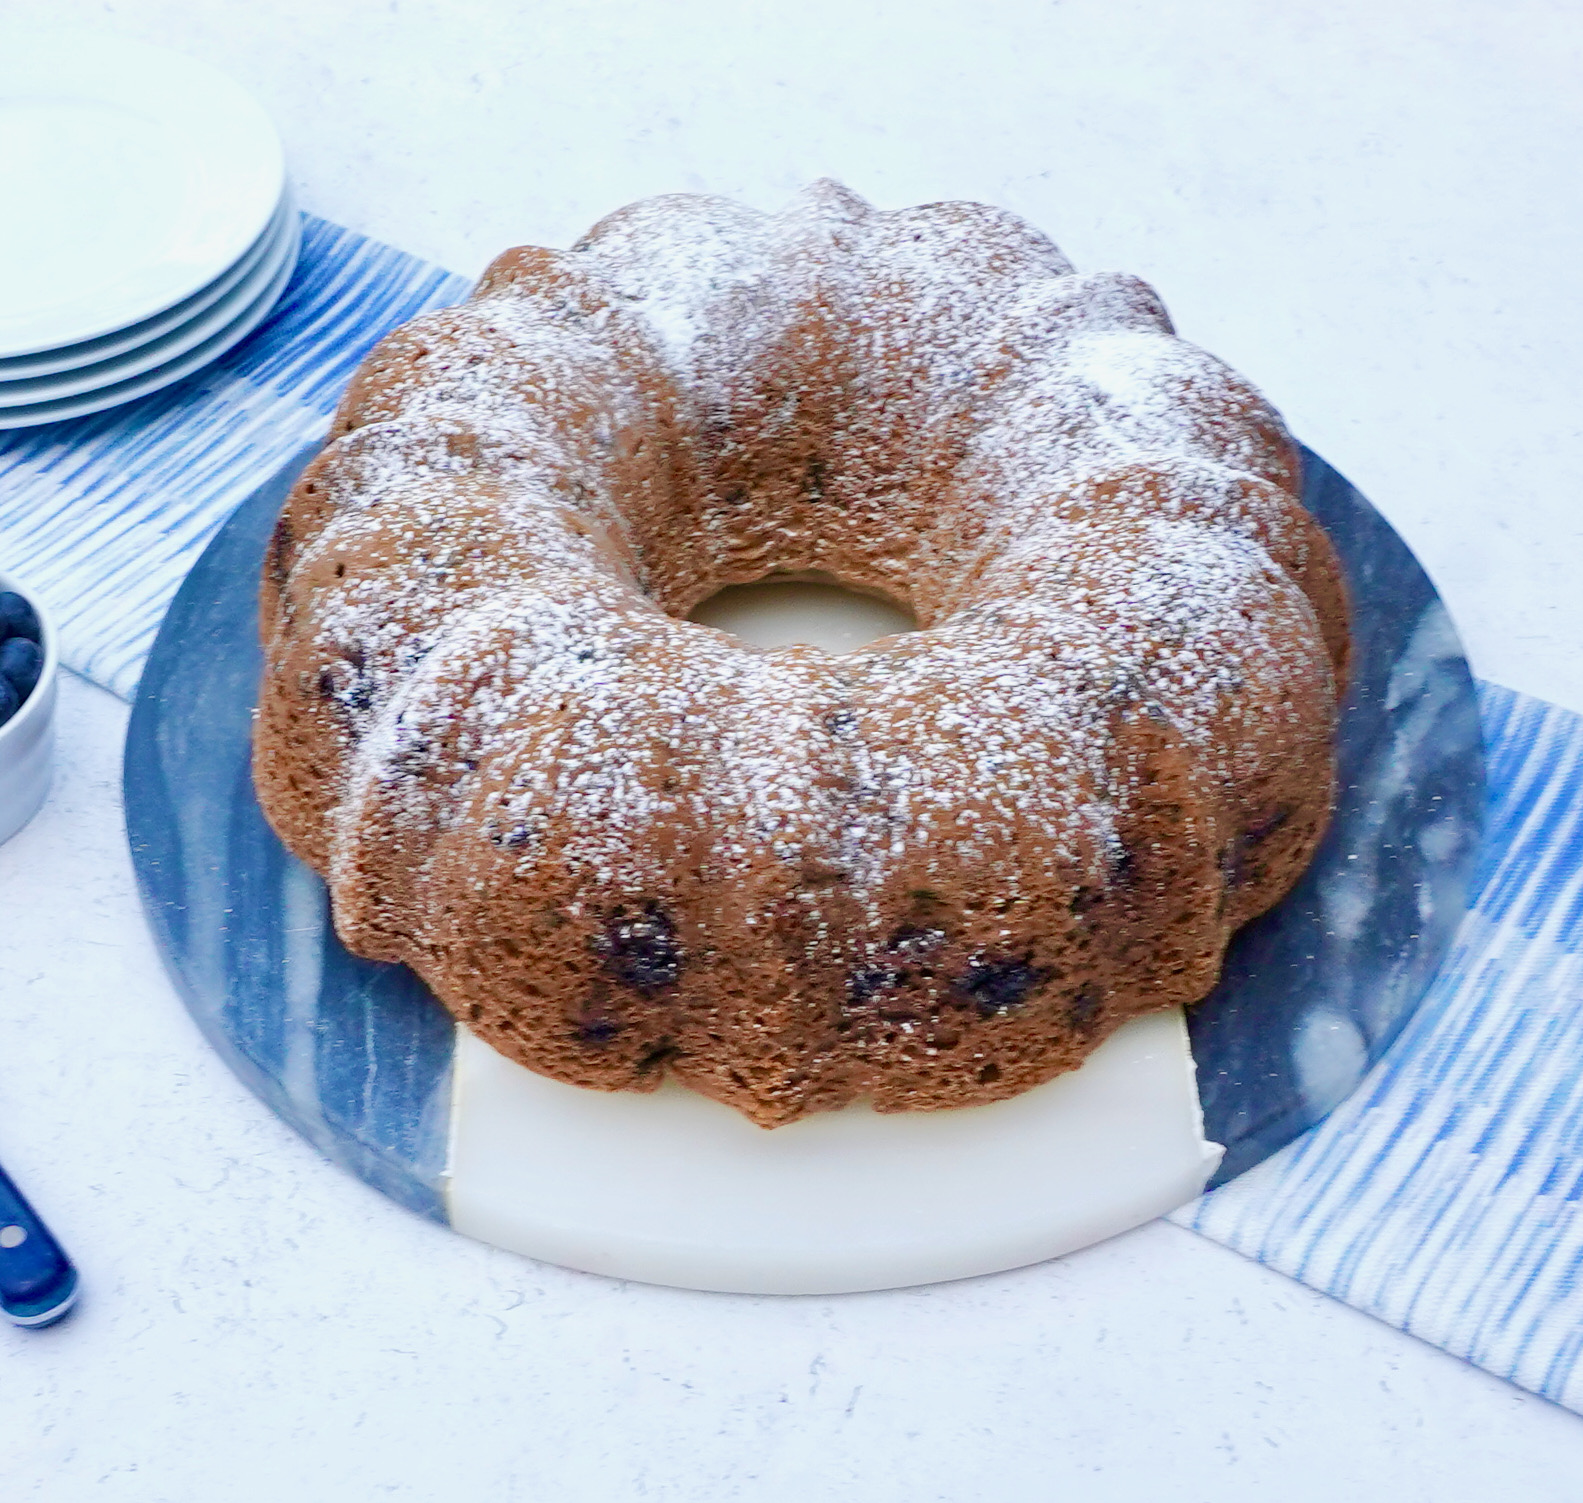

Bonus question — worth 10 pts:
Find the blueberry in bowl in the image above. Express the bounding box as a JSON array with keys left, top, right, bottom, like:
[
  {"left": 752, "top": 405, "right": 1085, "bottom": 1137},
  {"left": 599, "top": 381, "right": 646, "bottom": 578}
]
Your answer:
[
  {"left": 0, "top": 576, "right": 57, "bottom": 844},
  {"left": 0, "top": 625, "right": 43, "bottom": 713},
  {"left": 0, "top": 591, "right": 40, "bottom": 649}
]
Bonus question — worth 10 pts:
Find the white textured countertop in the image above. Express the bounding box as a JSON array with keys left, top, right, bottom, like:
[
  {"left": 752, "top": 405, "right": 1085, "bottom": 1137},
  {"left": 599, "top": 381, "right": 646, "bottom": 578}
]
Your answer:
[{"left": 4, "top": 1, "right": 1581, "bottom": 1497}]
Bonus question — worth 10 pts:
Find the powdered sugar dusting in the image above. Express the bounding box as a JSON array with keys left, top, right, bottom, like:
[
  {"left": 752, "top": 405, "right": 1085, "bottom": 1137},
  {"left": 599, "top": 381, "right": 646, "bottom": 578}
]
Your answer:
[{"left": 257, "top": 181, "right": 1343, "bottom": 1088}]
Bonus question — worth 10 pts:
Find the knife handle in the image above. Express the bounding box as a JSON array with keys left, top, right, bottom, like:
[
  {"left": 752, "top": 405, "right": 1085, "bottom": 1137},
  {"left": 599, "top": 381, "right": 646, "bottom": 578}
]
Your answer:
[{"left": 0, "top": 1158, "right": 78, "bottom": 1327}]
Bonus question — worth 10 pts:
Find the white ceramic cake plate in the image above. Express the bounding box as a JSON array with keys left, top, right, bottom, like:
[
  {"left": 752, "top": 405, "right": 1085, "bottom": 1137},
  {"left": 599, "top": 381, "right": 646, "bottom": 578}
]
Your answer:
[
  {"left": 0, "top": 31, "right": 285, "bottom": 358},
  {"left": 448, "top": 1012, "right": 1218, "bottom": 1293},
  {"left": 124, "top": 443, "right": 1485, "bottom": 1294}
]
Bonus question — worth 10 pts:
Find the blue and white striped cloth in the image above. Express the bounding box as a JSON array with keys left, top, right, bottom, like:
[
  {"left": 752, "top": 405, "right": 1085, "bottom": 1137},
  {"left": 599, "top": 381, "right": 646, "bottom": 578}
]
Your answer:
[
  {"left": 1173, "top": 682, "right": 1583, "bottom": 1412},
  {"left": 3, "top": 210, "right": 1580, "bottom": 1413}
]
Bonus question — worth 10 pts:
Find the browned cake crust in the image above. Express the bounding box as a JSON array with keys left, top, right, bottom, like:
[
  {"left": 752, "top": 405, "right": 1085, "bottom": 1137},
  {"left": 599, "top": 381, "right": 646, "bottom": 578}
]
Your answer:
[{"left": 253, "top": 181, "right": 1350, "bottom": 1126}]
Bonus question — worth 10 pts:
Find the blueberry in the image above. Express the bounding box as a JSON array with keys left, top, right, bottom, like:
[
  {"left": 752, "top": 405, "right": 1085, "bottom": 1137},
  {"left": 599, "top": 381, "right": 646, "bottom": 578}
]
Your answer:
[
  {"left": 1108, "top": 843, "right": 1138, "bottom": 887},
  {"left": 1069, "top": 886, "right": 1102, "bottom": 915},
  {"left": 846, "top": 965, "right": 897, "bottom": 1005},
  {"left": 0, "top": 591, "right": 39, "bottom": 644},
  {"left": 0, "top": 675, "right": 18, "bottom": 728},
  {"left": 1067, "top": 983, "right": 1103, "bottom": 1032},
  {"left": 804, "top": 456, "right": 827, "bottom": 503},
  {"left": 954, "top": 958, "right": 1042, "bottom": 1016},
  {"left": 317, "top": 657, "right": 374, "bottom": 712},
  {"left": 598, "top": 906, "right": 682, "bottom": 992},
  {"left": 0, "top": 637, "right": 42, "bottom": 699}
]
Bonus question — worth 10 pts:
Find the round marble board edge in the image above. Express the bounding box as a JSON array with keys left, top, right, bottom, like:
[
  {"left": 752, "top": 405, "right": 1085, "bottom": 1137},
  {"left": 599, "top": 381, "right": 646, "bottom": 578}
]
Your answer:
[{"left": 122, "top": 442, "right": 1485, "bottom": 1271}]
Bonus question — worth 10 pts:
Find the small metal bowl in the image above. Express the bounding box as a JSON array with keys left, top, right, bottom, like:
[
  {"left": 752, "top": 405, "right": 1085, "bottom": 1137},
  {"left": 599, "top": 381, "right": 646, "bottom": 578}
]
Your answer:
[{"left": 0, "top": 571, "right": 57, "bottom": 846}]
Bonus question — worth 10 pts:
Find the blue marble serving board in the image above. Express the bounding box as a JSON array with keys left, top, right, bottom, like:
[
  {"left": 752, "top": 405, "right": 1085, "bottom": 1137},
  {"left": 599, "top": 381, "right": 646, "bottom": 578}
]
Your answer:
[
  {"left": 122, "top": 443, "right": 1484, "bottom": 1226},
  {"left": 125, "top": 446, "right": 453, "bottom": 1222}
]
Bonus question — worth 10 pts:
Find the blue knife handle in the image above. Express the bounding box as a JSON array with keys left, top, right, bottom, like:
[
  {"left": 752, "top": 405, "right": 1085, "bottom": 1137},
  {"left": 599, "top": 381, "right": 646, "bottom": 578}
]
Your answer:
[{"left": 0, "top": 1158, "right": 78, "bottom": 1327}]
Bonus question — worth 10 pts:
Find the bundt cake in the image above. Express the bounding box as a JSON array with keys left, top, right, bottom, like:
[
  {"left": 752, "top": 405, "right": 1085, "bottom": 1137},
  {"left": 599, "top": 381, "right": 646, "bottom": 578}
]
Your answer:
[{"left": 254, "top": 181, "right": 1350, "bottom": 1127}]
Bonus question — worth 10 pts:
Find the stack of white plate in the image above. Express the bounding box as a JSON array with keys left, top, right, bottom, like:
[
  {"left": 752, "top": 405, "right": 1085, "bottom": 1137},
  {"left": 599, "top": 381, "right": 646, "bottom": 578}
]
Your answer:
[{"left": 0, "top": 33, "right": 296, "bottom": 430}]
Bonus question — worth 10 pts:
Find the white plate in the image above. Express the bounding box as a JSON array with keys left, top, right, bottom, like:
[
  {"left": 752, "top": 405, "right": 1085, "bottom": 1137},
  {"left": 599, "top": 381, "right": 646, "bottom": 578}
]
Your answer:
[
  {"left": 0, "top": 31, "right": 284, "bottom": 357},
  {"left": 0, "top": 195, "right": 298, "bottom": 407},
  {"left": 0, "top": 213, "right": 300, "bottom": 430},
  {"left": 448, "top": 1013, "right": 1221, "bottom": 1295},
  {"left": 0, "top": 192, "right": 293, "bottom": 381}
]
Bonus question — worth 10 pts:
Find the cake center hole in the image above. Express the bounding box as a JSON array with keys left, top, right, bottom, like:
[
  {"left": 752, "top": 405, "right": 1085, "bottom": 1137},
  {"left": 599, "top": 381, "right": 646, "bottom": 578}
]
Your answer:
[{"left": 688, "top": 573, "right": 917, "bottom": 654}]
